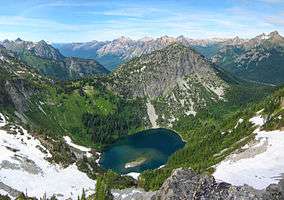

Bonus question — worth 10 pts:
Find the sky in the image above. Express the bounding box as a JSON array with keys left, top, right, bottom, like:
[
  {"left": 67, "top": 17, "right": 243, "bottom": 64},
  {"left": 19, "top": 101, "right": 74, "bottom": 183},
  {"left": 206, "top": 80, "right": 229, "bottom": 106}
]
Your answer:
[{"left": 0, "top": 0, "right": 283, "bottom": 42}]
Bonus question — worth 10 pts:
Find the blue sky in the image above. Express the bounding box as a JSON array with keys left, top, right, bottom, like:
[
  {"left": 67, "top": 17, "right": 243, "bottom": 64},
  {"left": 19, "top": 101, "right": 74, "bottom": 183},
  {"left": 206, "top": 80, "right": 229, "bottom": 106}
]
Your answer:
[{"left": 0, "top": 0, "right": 283, "bottom": 42}]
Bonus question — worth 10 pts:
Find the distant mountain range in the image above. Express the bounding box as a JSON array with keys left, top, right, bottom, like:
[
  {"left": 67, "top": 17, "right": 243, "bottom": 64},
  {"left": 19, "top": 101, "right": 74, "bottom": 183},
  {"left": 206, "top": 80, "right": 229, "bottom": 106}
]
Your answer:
[
  {"left": 0, "top": 38, "right": 109, "bottom": 80},
  {"left": 54, "top": 31, "right": 284, "bottom": 86},
  {"left": 53, "top": 35, "right": 239, "bottom": 71},
  {"left": 212, "top": 31, "right": 284, "bottom": 85}
]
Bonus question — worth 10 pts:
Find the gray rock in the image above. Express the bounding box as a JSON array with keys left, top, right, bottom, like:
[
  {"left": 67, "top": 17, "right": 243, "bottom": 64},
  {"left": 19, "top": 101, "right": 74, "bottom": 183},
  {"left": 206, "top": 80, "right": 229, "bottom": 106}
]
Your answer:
[{"left": 152, "top": 168, "right": 283, "bottom": 200}]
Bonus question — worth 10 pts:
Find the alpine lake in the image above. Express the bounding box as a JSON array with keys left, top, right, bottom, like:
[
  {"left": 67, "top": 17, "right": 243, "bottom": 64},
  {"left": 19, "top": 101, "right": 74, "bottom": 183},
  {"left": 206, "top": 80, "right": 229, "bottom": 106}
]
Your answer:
[{"left": 99, "top": 128, "right": 185, "bottom": 174}]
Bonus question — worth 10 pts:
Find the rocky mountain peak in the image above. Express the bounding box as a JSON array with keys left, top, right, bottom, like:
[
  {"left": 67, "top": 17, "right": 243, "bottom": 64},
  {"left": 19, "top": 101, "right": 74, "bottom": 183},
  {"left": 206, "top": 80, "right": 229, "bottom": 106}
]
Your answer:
[
  {"left": 37, "top": 40, "right": 48, "bottom": 45},
  {"left": 112, "top": 42, "right": 227, "bottom": 98},
  {"left": 15, "top": 38, "right": 23, "bottom": 43},
  {"left": 110, "top": 42, "right": 228, "bottom": 126},
  {"left": 229, "top": 36, "right": 244, "bottom": 45},
  {"left": 157, "top": 35, "right": 176, "bottom": 44},
  {"left": 115, "top": 36, "right": 133, "bottom": 43},
  {"left": 269, "top": 30, "right": 280, "bottom": 38},
  {"left": 138, "top": 36, "right": 154, "bottom": 42}
]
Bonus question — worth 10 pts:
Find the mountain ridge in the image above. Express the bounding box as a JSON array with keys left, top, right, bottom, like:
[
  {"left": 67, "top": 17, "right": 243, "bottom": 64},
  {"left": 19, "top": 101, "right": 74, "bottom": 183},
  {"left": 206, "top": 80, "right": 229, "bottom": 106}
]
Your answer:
[
  {"left": 212, "top": 31, "right": 284, "bottom": 85},
  {"left": 0, "top": 39, "right": 109, "bottom": 80}
]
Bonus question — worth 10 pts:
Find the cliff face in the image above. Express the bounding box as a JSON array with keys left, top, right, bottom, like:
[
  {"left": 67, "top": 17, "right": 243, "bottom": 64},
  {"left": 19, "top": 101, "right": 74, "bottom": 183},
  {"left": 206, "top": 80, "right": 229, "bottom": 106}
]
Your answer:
[{"left": 152, "top": 169, "right": 283, "bottom": 200}]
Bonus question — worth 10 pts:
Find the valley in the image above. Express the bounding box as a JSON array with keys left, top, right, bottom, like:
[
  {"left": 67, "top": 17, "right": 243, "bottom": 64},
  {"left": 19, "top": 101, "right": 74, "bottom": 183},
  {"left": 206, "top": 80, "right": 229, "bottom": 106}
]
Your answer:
[{"left": 0, "top": 31, "right": 284, "bottom": 200}]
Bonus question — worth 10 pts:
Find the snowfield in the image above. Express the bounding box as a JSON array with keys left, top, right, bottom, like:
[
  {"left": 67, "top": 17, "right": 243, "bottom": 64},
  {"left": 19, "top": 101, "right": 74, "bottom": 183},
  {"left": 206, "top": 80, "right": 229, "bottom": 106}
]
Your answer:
[
  {"left": 0, "top": 114, "right": 96, "bottom": 199},
  {"left": 213, "top": 114, "right": 284, "bottom": 189},
  {"left": 63, "top": 135, "right": 93, "bottom": 158}
]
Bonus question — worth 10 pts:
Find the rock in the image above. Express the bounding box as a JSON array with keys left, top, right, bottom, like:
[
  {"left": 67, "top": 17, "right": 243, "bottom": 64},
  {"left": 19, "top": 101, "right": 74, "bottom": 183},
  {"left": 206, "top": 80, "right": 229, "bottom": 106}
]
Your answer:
[
  {"left": 112, "top": 187, "right": 156, "bottom": 200},
  {"left": 152, "top": 168, "right": 283, "bottom": 200}
]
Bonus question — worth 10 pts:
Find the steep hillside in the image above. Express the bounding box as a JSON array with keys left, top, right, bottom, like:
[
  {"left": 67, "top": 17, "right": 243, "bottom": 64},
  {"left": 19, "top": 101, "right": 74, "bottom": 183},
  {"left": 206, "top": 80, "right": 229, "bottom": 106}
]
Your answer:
[
  {"left": 1, "top": 39, "right": 109, "bottom": 80},
  {"left": 109, "top": 43, "right": 229, "bottom": 127},
  {"left": 140, "top": 84, "right": 281, "bottom": 191},
  {"left": 0, "top": 47, "right": 141, "bottom": 198},
  {"left": 212, "top": 31, "right": 284, "bottom": 85}
]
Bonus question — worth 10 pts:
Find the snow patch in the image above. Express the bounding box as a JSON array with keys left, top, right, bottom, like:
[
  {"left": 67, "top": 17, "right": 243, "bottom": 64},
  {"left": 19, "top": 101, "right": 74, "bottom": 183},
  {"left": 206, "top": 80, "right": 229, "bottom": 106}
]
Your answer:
[
  {"left": 213, "top": 114, "right": 284, "bottom": 189},
  {"left": 249, "top": 115, "right": 265, "bottom": 127},
  {"left": 234, "top": 118, "right": 244, "bottom": 129},
  {"left": 0, "top": 113, "right": 6, "bottom": 127},
  {"left": 63, "top": 136, "right": 92, "bottom": 158},
  {"left": 125, "top": 172, "right": 140, "bottom": 180},
  {"left": 0, "top": 125, "right": 96, "bottom": 199},
  {"left": 146, "top": 101, "right": 159, "bottom": 128}
]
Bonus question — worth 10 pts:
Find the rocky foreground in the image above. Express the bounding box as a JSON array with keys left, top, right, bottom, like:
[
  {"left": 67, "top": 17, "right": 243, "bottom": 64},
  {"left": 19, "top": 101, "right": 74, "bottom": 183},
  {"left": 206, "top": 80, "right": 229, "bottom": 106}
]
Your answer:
[{"left": 150, "top": 168, "right": 283, "bottom": 200}]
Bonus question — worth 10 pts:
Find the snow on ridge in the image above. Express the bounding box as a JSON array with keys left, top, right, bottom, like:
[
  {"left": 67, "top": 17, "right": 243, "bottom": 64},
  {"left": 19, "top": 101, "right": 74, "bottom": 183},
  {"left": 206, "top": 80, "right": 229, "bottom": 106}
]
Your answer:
[
  {"left": 125, "top": 172, "right": 140, "bottom": 180},
  {"left": 0, "top": 113, "right": 6, "bottom": 127},
  {"left": 0, "top": 119, "right": 96, "bottom": 199},
  {"left": 146, "top": 101, "right": 159, "bottom": 128},
  {"left": 249, "top": 115, "right": 265, "bottom": 127},
  {"left": 213, "top": 113, "right": 284, "bottom": 189},
  {"left": 64, "top": 136, "right": 90, "bottom": 152},
  {"left": 234, "top": 118, "right": 244, "bottom": 129}
]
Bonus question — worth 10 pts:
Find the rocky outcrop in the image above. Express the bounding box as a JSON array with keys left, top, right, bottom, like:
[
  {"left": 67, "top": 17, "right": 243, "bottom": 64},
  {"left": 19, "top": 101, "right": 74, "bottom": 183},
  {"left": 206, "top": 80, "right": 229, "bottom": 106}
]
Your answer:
[
  {"left": 152, "top": 168, "right": 283, "bottom": 200},
  {"left": 3, "top": 79, "right": 37, "bottom": 113}
]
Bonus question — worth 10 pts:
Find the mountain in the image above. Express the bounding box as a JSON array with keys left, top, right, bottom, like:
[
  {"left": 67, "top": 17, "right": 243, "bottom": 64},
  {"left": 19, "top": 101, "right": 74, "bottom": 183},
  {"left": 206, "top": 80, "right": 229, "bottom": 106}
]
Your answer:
[
  {"left": 212, "top": 31, "right": 284, "bottom": 85},
  {"left": 0, "top": 35, "right": 282, "bottom": 199},
  {"left": 2, "top": 38, "right": 64, "bottom": 60},
  {"left": 109, "top": 43, "right": 229, "bottom": 127},
  {"left": 53, "top": 36, "right": 234, "bottom": 71},
  {"left": 1, "top": 39, "right": 109, "bottom": 80}
]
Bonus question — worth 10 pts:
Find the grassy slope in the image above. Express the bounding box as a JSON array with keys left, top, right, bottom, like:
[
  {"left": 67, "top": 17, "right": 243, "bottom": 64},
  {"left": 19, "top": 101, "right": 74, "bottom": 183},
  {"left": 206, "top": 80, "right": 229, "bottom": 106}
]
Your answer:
[{"left": 25, "top": 78, "right": 148, "bottom": 149}]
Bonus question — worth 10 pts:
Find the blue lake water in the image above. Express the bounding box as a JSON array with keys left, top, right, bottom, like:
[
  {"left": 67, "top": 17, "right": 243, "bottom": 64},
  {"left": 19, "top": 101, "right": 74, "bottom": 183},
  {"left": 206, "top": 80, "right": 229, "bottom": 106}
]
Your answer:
[{"left": 99, "top": 128, "right": 185, "bottom": 174}]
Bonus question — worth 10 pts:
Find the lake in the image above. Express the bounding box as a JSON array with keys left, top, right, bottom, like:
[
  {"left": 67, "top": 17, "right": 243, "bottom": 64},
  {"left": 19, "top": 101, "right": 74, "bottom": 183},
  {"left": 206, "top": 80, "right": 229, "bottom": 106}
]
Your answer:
[{"left": 99, "top": 128, "right": 185, "bottom": 174}]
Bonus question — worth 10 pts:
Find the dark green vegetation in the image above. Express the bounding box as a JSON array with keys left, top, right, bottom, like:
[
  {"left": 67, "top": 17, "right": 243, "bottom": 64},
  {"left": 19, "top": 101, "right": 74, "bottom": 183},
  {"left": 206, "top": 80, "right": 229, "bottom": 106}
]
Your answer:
[
  {"left": 139, "top": 84, "right": 278, "bottom": 191},
  {"left": 26, "top": 78, "right": 148, "bottom": 149},
  {"left": 100, "top": 128, "right": 185, "bottom": 174}
]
